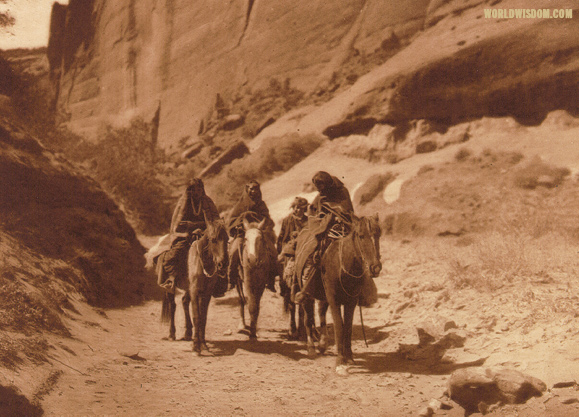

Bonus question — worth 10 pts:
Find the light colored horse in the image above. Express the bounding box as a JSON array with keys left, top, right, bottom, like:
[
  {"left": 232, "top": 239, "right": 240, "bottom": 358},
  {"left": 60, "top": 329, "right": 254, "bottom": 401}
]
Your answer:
[{"left": 235, "top": 217, "right": 276, "bottom": 340}]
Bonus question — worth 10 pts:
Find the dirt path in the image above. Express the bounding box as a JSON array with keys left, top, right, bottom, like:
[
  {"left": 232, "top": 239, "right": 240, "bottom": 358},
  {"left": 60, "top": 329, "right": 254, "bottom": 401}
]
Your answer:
[
  {"left": 39, "top": 282, "right": 456, "bottom": 415},
  {"left": 39, "top": 238, "right": 579, "bottom": 416}
]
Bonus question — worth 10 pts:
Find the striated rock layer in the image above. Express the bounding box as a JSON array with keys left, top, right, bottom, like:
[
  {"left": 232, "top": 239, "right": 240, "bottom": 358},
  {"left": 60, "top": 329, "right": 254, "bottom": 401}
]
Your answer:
[{"left": 49, "top": 0, "right": 579, "bottom": 150}]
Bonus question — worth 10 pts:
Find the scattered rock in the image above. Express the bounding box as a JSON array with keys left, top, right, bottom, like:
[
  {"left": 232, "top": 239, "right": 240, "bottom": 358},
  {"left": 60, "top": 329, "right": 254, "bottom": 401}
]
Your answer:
[
  {"left": 323, "top": 117, "right": 377, "bottom": 139},
  {"left": 221, "top": 114, "right": 245, "bottom": 131},
  {"left": 448, "top": 367, "right": 546, "bottom": 414},
  {"left": 199, "top": 140, "right": 249, "bottom": 178},
  {"left": 418, "top": 406, "right": 433, "bottom": 417},
  {"left": 560, "top": 397, "right": 579, "bottom": 405},
  {"left": 181, "top": 142, "right": 203, "bottom": 159},
  {"left": 444, "top": 320, "right": 458, "bottom": 331},
  {"left": 536, "top": 175, "right": 557, "bottom": 188},
  {"left": 416, "top": 139, "right": 437, "bottom": 154},
  {"left": 553, "top": 381, "right": 577, "bottom": 389}
]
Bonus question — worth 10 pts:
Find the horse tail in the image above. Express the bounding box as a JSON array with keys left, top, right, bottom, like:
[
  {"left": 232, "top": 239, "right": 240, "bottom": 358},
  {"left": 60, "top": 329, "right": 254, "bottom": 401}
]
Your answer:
[{"left": 160, "top": 292, "right": 172, "bottom": 323}]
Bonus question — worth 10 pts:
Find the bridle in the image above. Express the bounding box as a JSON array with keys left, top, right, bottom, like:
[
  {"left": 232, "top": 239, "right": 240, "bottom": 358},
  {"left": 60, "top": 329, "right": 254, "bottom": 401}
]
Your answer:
[{"left": 337, "top": 218, "right": 378, "bottom": 297}]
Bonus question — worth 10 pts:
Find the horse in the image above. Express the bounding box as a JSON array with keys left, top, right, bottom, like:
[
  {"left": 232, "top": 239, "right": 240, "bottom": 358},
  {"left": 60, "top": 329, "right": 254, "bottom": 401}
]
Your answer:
[
  {"left": 235, "top": 216, "right": 277, "bottom": 340},
  {"left": 303, "top": 215, "right": 382, "bottom": 371},
  {"left": 160, "top": 219, "right": 229, "bottom": 354}
]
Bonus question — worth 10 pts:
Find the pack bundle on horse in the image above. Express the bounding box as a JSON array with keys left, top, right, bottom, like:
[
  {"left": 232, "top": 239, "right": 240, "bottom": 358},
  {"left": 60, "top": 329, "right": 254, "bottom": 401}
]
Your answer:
[
  {"left": 234, "top": 211, "right": 277, "bottom": 340},
  {"left": 303, "top": 213, "right": 382, "bottom": 372},
  {"left": 159, "top": 218, "right": 229, "bottom": 355}
]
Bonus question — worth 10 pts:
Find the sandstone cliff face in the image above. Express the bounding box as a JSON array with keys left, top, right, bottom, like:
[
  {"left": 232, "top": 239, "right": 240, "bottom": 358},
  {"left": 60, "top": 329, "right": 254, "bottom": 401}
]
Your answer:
[
  {"left": 49, "top": 0, "right": 433, "bottom": 148},
  {"left": 50, "top": 0, "right": 579, "bottom": 151}
]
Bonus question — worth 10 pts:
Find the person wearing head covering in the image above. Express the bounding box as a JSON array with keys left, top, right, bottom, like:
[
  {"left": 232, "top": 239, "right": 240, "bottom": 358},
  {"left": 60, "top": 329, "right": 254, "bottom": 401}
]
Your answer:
[
  {"left": 293, "top": 172, "right": 354, "bottom": 304},
  {"left": 160, "top": 178, "right": 221, "bottom": 294},
  {"left": 226, "top": 180, "right": 279, "bottom": 292}
]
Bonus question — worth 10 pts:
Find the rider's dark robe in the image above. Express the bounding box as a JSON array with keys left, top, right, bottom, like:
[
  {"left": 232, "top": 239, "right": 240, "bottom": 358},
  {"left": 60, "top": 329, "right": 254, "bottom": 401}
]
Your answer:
[
  {"left": 169, "top": 192, "right": 220, "bottom": 244},
  {"left": 226, "top": 192, "right": 274, "bottom": 236},
  {"left": 163, "top": 191, "right": 220, "bottom": 278},
  {"left": 294, "top": 175, "right": 354, "bottom": 285}
]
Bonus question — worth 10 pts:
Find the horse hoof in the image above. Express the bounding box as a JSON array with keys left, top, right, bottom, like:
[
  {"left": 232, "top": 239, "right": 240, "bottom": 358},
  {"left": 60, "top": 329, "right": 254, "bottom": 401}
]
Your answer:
[
  {"left": 307, "top": 347, "right": 317, "bottom": 358},
  {"left": 180, "top": 336, "right": 192, "bottom": 341},
  {"left": 335, "top": 365, "right": 350, "bottom": 376},
  {"left": 192, "top": 350, "right": 201, "bottom": 357},
  {"left": 318, "top": 345, "right": 327, "bottom": 355},
  {"left": 201, "top": 343, "right": 210, "bottom": 351},
  {"left": 346, "top": 358, "right": 355, "bottom": 366},
  {"left": 162, "top": 335, "right": 176, "bottom": 341}
]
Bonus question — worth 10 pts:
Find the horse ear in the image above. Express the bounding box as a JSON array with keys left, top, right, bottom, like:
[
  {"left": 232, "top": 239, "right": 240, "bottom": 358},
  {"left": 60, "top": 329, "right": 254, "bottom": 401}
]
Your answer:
[
  {"left": 372, "top": 213, "right": 379, "bottom": 223},
  {"left": 258, "top": 217, "right": 266, "bottom": 230},
  {"left": 243, "top": 218, "right": 250, "bottom": 231}
]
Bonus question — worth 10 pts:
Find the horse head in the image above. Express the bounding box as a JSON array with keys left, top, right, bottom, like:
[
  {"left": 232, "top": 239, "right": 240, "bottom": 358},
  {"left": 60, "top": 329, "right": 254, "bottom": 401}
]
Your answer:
[
  {"left": 204, "top": 218, "right": 229, "bottom": 274},
  {"left": 353, "top": 215, "right": 382, "bottom": 277},
  {"left": 242, "top": 217, "right": 267, "bottom": 268}
]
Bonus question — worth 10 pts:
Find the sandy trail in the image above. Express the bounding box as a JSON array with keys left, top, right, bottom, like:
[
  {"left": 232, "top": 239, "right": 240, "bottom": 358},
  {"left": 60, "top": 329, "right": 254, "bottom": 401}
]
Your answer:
[
  {"left": 40, "top": 277, "right": 454, "bottom": 415},
  {"left": 40, "top": 238, "right": 579, "bottom": 416}
]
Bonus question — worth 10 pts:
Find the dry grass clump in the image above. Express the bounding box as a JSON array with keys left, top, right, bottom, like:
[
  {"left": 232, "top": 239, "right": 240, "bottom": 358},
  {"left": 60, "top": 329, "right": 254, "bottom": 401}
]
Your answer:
[
  {"left": 446, "top": 229, "right": 578, "bottom": 291},
  {"left": 513, "top": 156, "right": 570, "bottom": 189},
  {"left": 207, "top": 133, "right": 324, "bottom": 209},
  {"left": 454, "top": 147, "right": 471, "bottom": 161}
]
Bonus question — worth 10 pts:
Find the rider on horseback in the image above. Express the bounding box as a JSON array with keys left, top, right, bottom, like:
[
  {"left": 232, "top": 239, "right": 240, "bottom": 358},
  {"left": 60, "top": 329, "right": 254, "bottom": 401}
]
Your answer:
[
  {"left": 160, "top": 178, "right": 223, "bottom": 295},
  {"left": 277, "top": 197, "right": 309, "bottom": 297},
  {"left": 294, "top": 171, "right": 354, "bottom": 304},
  {"left": 226, "top": 180, "right": 279, "bottom": 293}
]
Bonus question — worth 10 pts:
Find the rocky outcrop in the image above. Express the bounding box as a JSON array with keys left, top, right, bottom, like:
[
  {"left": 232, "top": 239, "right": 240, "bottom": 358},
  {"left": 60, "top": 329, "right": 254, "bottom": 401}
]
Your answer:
[
  {"left": 47, "top": 0, "right": 457, "bottom": 147},
  {"left": 448, "top": 367, "right": 546, "bottom": 414}
]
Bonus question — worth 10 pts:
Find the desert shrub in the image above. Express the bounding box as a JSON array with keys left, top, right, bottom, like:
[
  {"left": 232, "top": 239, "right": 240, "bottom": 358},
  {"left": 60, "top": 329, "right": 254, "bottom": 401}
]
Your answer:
[
  {"left": 513, "top": 156, "right": 570, "bottom": 190},
  {"left": 0, "top": 279, "right": 68, "bottom": 336},
  {"left": 354, "top": 172, "right": 395, "bottom": 207},
  {"left": 49, "top": 120, "right": 173, "bottom": 235},
  {"left": 446, "top": 231, "right": 578, "bottom": 291},
  {"left": 454, "top": 147, "right": 471, "bottom": 161},
  {"left": 207, "top": 133, "right": 324, "bottom": 209}
]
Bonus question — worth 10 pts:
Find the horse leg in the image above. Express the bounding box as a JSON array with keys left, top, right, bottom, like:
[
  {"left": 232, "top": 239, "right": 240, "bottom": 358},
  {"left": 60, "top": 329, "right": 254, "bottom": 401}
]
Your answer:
[
  {"left": 317, "top": 300, "right": 330, "bottom": 355},
  {"left": 328, "top": 300, "right": 345, "bottom": 368},
  {"left": 236, "top": 282, "right": 248, "bottom": 333},
  {"left": 165, "top": 292, "right": 177, "bottom": 341},
  {"left": 199, "top": 292, "right": 212, "bottom": 351},
  {"left": 288, "top": 300, "right": 298, "bottom": 340},
  {"left": 302, "top": 297, "right": 316, "bottom": 357},
  {"left": 298, "top": 303, "right": 307, "bottom": 342},
  {"left": 189, "top": 277, "right": 203, "bottom": 355},
  {"left": 182, "top": 291, "right": 193, "bottom": 341},
  {"left": 247, "top": 290, "right": 262, "bottom": 340},
  {"left": 343, "top": 302, "right": 357, "bottom": 365}
]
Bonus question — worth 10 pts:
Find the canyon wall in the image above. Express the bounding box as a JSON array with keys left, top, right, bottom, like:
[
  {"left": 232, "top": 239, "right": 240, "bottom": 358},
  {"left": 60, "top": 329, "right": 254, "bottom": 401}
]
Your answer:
[{"left": 49, "top": 0, "right": 579, "bottom": 151}]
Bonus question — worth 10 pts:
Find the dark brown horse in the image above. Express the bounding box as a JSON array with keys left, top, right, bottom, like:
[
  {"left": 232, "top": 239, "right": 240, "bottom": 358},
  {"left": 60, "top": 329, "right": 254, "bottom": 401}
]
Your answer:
[
  {"left": 160, "top": 219, "right": 229, "bottom": 354},
  {"left": 304, "top": 215, "right": 382, "bottom": 371}
]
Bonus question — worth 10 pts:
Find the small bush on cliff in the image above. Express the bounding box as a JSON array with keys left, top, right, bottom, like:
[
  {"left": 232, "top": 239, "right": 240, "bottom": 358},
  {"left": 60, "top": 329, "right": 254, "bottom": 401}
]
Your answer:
[
  {"left": 87, "top": 120, "right": 173, "bottom": 235},
  {"left": 513, "top": 156, "right": 570, "bottom": 189},
  {"left": 207, "top": 132, "right": 325, "bottom": 209},
  {"left": 45, "top": 119, "right": 173, "bottom": 235}
]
